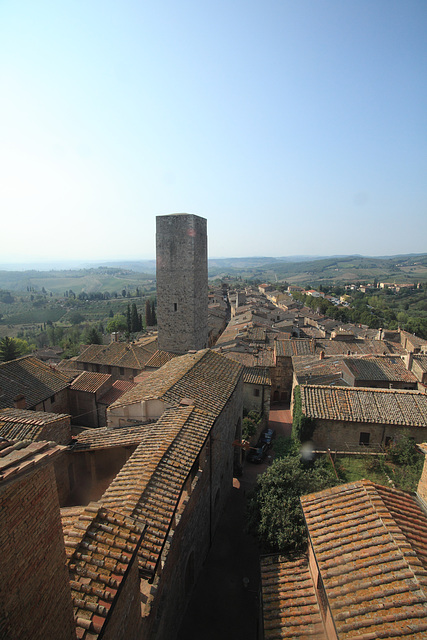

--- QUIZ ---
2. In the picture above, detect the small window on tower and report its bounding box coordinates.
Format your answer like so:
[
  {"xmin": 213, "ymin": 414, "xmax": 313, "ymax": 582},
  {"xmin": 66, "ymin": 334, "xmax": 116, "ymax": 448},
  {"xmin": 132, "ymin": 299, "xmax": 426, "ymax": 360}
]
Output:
[{"xmin": 174, "ymin": 303, "xmax": 178, "ymax": 312}]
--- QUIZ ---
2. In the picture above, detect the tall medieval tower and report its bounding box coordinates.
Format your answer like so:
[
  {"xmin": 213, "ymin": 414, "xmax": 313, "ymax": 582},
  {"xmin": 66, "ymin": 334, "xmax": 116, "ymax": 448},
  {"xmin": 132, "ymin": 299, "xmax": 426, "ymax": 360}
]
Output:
[{"xmin": 156, "ymin": 213, "xmax": 208, "ymax": 354}]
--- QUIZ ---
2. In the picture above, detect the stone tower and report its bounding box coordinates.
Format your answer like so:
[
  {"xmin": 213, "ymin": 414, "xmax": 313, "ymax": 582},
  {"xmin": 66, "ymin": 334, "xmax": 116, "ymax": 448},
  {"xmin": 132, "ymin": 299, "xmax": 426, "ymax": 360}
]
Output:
[{"xmin": 156, "ymin": 213, "xmax": 208, "ymax": 354}]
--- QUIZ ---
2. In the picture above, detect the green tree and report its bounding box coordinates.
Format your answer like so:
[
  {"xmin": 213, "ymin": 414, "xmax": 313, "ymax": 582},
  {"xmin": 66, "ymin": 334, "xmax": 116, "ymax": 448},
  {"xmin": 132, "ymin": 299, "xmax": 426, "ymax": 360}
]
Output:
[
  {"xmin": 85, "ymin": 327, "xmax": 103, "ymax": 345},
  {"xmin": 242, "ymin": 411, "xmax": 261, "ymax": 440},
  {"xmin": 151, "ymin": 300, "xmax": 157, "ymax": 325},
  {"xmin": 246, "ymin": 456, "xmax": 338, "ymax": 553},
  {"xmin": 126, "ymin": 304, "xmax": 132, "ymax": 333},
  {"xmin": 0, "ymin": 336, "xmax": 30, "ymax": 361},
  {"xmin": 68, "ymin": 311, "xmax": 85, "ymax": 325},
  {"xmin": 292, "ymin": 386, "xmax": 315, "ymax": 442},
  {"xmin": 131, "ymin": 303, "xmax": 140, "ymax": 332},
  {"xmin": 106, "ymin": 314, "xmax": 127, "ymax": 334},
  {"xmin": 145, "ymin": 299, "xmax": 152, "ymax": 326}
]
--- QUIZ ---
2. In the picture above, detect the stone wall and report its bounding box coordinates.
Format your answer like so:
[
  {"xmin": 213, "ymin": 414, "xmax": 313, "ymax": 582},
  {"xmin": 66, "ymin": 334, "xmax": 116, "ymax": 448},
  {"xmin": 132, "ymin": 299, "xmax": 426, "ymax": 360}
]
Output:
[
  {"xmin": 312, "ymin": 418, "xmax": 427, "ymax": 451},
  {"xmin": 156, "ymin": 214, "xmax": 208, "ymax": 354},
  {"xmin": 417, "ymin": 448, "xmax": 427, "ymax": 509},
  {"xmin": 270, "ymin": 355, "xmax": 293, "ymax": 403},
  {"xmin": 0, "ymin": 463, "xmax": 75, "ymax": 640},
  {"xmin": 243, "ymin": 382, "xmax": 271, "ymax": 415},
  {"xmin": 33, "ymin": 387, "xmax": 70, "ymax": 415},
  {"xmin": 69, "ymin": 389, "xmax": 99, "ymax": 427}
]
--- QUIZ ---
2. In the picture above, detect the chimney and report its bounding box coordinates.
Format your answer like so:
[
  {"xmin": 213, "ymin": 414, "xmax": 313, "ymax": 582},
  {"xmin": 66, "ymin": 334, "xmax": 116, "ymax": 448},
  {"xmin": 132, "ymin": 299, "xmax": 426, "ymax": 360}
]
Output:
[
  {"xmin": 319, "ymin": 350, "xmax": 325, "ymax": 360},
  {"xmin": 404, "ymin": 352, "xmax": 414, "ymax": 371},
  {"xmin": 111, "ymin": 332, "xmax": 119, "ymax": 343},
  {"xmin": 13, "ymin": 394, "xmax": 26, "ymax": 410}
]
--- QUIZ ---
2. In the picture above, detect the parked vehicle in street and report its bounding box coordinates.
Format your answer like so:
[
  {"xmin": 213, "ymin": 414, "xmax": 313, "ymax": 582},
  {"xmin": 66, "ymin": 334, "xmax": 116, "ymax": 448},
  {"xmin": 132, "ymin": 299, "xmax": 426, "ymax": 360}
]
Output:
[
  {"xmin": 259, "ymin": 428, "xmax": 276, "ymax": 447},
  {"xmin": 247, "ymin": 443, "xmax": 269, "ymax": 464}
]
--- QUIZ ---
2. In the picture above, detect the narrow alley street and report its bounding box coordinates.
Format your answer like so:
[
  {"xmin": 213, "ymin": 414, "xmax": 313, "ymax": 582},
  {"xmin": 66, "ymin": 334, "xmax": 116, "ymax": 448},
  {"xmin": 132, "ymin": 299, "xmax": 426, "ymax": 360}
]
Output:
[{"xmin": 177, "ymin": 405, "xmax": 292, "ymax": 640}]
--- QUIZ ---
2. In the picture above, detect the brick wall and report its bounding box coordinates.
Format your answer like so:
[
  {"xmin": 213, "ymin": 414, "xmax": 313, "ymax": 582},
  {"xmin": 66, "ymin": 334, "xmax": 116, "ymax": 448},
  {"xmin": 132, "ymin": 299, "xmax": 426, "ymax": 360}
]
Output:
[
  {"xmin": 41, "ymin": 415, "xmax": 72, "ymax": 445},
  {"xmin": 103, "ymin": 560, "xmax": 142, "ymax": 640},
  {"xmin": 0, "ymin": 463, "xmax": 75, "ymax": 640}
]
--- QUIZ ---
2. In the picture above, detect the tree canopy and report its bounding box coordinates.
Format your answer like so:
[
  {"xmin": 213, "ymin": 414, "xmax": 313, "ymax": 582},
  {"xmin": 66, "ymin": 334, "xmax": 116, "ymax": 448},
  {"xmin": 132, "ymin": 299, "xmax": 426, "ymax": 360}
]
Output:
[
  {"xmin": 246, "ymin": 454, "xmax": 338, "ymax": 553},
  {"xmin": 106, "ymin": 314, "xmax": 127, "ymax": 333},
  {"xmin": 0, "ymin": 336, "xmax": 32, "ymax": 362}
]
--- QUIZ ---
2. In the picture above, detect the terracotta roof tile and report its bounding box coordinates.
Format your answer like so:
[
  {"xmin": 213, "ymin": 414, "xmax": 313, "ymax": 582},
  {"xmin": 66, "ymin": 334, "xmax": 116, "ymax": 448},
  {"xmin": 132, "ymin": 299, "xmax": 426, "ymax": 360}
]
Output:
[
  {"xmin": 260, "ymin": 554, "xmax": 326, "ymax": 639},
  {"xmin": 0, "ymin": 407, "xmax": 70, "ymax": 441},
  {"xmin": 108, "ymin": 349, "xmax": 243, "ymax": 418},
  {"xmin": 97, "ymin": 380, "xmax": 136, "ymax": 406},
  {"xmin": 301, "ymin": 481, "xmax": 427, "ymax": 639},
  {"xmin": 243, "ymin": 367, "xmax": 271, "ymax": 386},
  {"xmin": 76, "ymin": 339, "xmax": 158, "ymax": 370},
  {"xmin": 275, "ymin": 339, "xmax": 315, "ymax": 357},
  {"xmin": 144, "ymin": 350, "xmax": 179, "ymax": 368},
  {"xmin": 61, "ymin": 502, "xmax": 145, "ymax": 640},
  {"xmin": 101, "ymin": 405, "xmax": 214, "ymax": 578},
  {"xmin": 71, "ymin": 424, "xmax": 149, "ymax": 451},
  {"xmin": 293, "ymin": 355, "xmax": 347, "ymax": 386},
  {"xmin": 301, "ymin": 385, "xmax": 427, "ymax": 427},
  {"xmin": 71, "ymin": 372, "xmax": 112, "ymax": 393},
  {"xmin": 0, "ymin": 355, "xmax": 71, "ymax": 409},
  {"xmin": 343, "ymin": 356, "xmax": 417, "ymax": 383},
  {"xmin": 314, "ymin": 339, "xmax": 405, "ymax": 357},
  {"xmin": 0, "ymin": 438, "xmax": 64, "ymax": 482}
]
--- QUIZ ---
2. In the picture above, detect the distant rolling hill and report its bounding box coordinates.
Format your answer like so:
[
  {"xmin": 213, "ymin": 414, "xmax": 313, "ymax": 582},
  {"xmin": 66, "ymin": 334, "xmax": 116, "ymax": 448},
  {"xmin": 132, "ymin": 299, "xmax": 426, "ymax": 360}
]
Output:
[{"xmin": 0, "ymin": 254, "xmax": 426, "ymax": 292}]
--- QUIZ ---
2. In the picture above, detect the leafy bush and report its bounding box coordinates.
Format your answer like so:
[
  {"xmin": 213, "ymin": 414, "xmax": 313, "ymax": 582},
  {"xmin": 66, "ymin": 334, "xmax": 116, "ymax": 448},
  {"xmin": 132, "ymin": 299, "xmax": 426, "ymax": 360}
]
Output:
[
  {"xmin": 292, "ymin": 386, "xmax": 315, "ymax": 442},
  {"xmin": 242, "ymin": 411, "xmax": 262, "ymax": 440},
  {"xmin": 387, "ymin": 433, "xmax": 421, "ymax": 466}
]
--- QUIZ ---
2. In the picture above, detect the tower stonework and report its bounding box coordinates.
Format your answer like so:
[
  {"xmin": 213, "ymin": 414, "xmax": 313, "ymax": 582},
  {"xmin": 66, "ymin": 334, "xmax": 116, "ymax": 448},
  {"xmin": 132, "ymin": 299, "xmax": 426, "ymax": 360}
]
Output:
[{"xmin": 156, "ymin": 213, "xmax": 208, "ymax": 354}]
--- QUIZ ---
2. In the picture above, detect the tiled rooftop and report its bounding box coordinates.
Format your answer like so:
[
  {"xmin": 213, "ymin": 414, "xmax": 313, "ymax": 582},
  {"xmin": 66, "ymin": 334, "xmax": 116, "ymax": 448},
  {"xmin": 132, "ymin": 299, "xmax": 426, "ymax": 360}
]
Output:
[
  {"xmin": 315, "ymin": 338, "xmax": 405, "ymax": 357},
  {"xmin": 98, "ymin": 380, "xmax": 136, "ymax": 406},
  {"xmin": 0, "ymin": 408, "xmax": 70, "ymax": 442},
  {"xmin": 144, "ymin": 349, "xmax": 179, "ymax": 369},
  {"xmin": 342, "ymin": 356, "xmax": 417, "ymax": 383},
  {"xmin": 413, "ymin": 355, "xmax": 427, "ymax": 373},
  {"xmin": 76, "ymin": 338, "xmax": 158, "ymax": 369},
  {"xmin": 243, "ymin": 367, "xmax": 271, "ymax": 386},
  {"xmin": 0, "ymin": 355, "xmax": 72, "ymax": 409},
  {"xmin": 293, "ymin": 355, "xmax": 347, "ymax": 386},
  {"xmin": 261, "ymin": 554, "xmax": 326, "ymax": 640},
  {"xmin": 108, "ymin": 349, "xmax": 243, "ymax": 417},
  {"xmin": 275, "ymin": 339, "xmax": 315, "ymax": 357},
  {"xmin": 301, "ymin": 481, "xmax": 427, "ymax": 639},
  {"xmin": 0, "ymin": 438, "xmax": 64, "ymax": 483},
  {"xmin": 400, "ymin": 330, "xmax": 427, "ymax": 349},
  {"xmin": 221, "ymin": 349, "xmax": 275, "ymax": 368},
  {"xmin": 301, "ymin": 384, "xmax": 427, "ymax": 426},
  {"xmin": 70, "ymin": 372, "xmax": 112, "ymax": 393},
  {"xmin": 101, "ymin": 405, "xmax": 215, "ymax": 578},
  {"xmin": 71, "ymin": 424, "xmax": 149, "ymax": 451},
  {"xmin": 62, "ymin": 502, "xmax": 145, "ymax": 640}
]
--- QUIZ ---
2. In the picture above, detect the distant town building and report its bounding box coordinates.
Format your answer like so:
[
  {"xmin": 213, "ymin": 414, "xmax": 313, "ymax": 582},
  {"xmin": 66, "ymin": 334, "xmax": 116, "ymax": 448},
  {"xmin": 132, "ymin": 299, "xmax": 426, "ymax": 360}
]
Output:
[{"xmin": 156, "ymin": 214, "xmax": 208, "ymax": 354}]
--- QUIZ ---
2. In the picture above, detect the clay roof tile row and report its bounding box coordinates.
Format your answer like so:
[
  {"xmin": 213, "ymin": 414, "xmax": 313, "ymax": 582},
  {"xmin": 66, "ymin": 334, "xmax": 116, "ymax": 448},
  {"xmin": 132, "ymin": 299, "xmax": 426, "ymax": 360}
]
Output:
[{"xmin": 301, "ymin": 385, "xmax": 427, "ymax": 426}]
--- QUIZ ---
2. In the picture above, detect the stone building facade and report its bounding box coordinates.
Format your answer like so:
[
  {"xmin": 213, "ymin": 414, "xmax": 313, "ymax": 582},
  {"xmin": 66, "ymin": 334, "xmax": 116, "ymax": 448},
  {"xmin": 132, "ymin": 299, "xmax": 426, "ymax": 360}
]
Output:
[
  {"xmin": 301, "ymin": 384, "xmax": 427, "ymax": 451},
  {"xmin": 156, "ymin": 213, "xmax": 208, "ymax": 354}
]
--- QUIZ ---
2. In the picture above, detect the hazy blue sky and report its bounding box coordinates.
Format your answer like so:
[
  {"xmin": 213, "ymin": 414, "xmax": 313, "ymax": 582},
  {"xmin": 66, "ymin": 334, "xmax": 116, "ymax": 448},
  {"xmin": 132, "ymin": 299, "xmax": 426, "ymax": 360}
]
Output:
[{"xmin": 1, "ymin": 0, "xmax": 426, "ymax": 263}]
